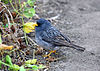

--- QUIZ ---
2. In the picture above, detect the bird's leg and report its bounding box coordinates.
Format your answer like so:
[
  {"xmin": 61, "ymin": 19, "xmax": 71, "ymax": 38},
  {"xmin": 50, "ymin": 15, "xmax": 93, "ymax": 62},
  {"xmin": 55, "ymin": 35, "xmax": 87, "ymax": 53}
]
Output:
[
  {"xmin": 48, "ymin": 50, "xmax": 56, "ymax": 56},
  {"xmin": 43, "ymin": 50, "xmax": 57, "ymax": 57}
]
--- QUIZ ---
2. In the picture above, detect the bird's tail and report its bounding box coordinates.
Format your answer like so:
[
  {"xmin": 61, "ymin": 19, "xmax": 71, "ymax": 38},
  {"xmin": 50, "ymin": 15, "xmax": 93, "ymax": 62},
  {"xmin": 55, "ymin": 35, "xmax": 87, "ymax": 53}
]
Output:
[{"xmin": 68, "ymin": 43, "xmax": 85, "ymax": 52}]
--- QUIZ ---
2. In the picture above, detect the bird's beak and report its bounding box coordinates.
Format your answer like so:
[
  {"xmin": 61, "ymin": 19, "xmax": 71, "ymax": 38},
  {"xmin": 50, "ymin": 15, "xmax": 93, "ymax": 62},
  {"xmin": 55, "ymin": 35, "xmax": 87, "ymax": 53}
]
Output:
[{"xmin": 33, "ymin": 23, "xmax": 38, "ymax": 27}]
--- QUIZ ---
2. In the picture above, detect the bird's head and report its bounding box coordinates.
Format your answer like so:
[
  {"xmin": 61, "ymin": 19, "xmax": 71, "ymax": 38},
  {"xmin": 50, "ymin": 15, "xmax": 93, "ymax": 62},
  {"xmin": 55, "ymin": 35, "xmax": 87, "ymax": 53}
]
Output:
[
  {"xmin": 36, "ymin": 18, "xmax": 51, "ymax": 27},
  {"xmin": 33, "ymin": 18, "xmax": 51, "ymax": 29}
]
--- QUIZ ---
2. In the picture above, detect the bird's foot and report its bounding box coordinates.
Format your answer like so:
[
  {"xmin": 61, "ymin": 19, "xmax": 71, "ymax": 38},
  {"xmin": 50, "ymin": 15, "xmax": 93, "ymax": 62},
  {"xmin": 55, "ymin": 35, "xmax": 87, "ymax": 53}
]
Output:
[
  {"xmin": 49, "ymin": 50, "xmax": 58, "ymax": 55},
  {"xmin": 42, "ymin": 55, "xmax": 51, "ymax": 58},
  {"xmin": 43, "ymin": 50, "xmax": 57, "ymax": 57}
]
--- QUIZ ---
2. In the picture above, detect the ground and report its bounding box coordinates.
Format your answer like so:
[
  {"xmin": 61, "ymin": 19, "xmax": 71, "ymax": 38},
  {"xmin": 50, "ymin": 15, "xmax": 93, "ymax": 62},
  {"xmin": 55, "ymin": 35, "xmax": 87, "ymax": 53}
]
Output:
[
  {"xmin": 35, "ymin": 0, "xmax": 100, "ymax": 71},
  {"xmin": 0, "ymin": 0, "xmax": 100, "ymax": 71}
]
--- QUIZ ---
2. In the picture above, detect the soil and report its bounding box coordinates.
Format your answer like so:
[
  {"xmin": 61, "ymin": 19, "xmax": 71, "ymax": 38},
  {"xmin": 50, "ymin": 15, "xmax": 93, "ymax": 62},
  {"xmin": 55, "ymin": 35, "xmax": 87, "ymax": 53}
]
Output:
[{"xmin": 35, "ymin": 0, "xmax": 100, "ymax": 71}]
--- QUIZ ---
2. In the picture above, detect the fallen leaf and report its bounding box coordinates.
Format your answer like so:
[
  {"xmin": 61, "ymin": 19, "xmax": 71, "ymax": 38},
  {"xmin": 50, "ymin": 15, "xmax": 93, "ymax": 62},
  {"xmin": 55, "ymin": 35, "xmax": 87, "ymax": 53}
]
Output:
[
  {"xmin": 11, "ymin": 12, "xmax": 17, "ymax": 18},
  {"xmin": 0, "ymin": 44, "xmax": 13, "ymax": 50}
]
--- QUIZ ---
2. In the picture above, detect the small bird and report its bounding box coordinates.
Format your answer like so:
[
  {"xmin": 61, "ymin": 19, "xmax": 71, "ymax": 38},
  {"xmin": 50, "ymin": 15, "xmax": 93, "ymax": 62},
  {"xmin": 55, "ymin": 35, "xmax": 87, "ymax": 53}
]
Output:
[{"xmin": 34, "ymin": 18, "xmax": 85, "ymax": 56}]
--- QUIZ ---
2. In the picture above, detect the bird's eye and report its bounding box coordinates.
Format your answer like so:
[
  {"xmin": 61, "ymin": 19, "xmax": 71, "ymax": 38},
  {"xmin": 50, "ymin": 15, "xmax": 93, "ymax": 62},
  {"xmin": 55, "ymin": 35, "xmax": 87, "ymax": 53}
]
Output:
[
  {"xmin": 37, "ymin": 22, "xmax": 40, "ymax": 25},
  {"xmin": 37, "ymin": 22, "xmax": 41, "ymax": 26},
  {"xmin": 48, "ymin": 19, "xmax": 51, "ymax": 23}
]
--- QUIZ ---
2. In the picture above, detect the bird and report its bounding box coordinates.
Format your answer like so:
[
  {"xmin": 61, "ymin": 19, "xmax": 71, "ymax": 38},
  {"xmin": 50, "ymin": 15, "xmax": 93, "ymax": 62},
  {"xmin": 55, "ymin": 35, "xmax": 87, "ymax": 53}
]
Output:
[{"xmin": 34, "ymin": 18, "xmax": 85, "ymax": 57}]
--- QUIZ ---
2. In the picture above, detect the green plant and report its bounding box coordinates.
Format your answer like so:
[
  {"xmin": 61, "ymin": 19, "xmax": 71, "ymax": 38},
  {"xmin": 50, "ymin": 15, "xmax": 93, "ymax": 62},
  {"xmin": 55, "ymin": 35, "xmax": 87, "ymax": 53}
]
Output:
[
  {"xmin": 9, "ymin": 0, "xmax": 36, "ymax": 18},
  {"xmin": 0, "ymin": 1, "xmax": 44, "ymax": 70},
  {"xmin": 8, "ymin": 0, "xmax": 36, "ymax": 45},
  {"xmin": 1, "ymin": 0, "xmax": 9, "ymax": 4},
  {"xmin": 0, "ymin": 55, "xmax": 46, "ymax": 71}
]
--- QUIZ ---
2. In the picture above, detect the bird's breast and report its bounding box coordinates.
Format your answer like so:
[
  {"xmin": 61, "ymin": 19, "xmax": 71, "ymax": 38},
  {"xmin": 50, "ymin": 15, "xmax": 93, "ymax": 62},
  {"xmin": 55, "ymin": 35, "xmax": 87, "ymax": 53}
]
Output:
[{"xmin": 35, "ymin": 35, "xmax": 55, "ymax": 50}]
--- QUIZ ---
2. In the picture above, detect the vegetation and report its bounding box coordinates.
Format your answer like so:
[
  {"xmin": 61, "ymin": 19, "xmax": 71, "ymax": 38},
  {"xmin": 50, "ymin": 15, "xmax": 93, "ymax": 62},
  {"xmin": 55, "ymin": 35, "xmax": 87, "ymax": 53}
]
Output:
[{"xmin": 0, "ymin": 0, "xmax": 47, "ymax": 71}]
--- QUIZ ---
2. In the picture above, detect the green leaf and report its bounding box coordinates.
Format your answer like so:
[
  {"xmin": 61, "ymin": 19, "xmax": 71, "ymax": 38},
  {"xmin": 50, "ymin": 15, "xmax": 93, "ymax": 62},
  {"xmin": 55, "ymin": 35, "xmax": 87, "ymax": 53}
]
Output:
[
  {"xmin": 9, "ymin": 0, "xmax": 12, "ymax": 2},
  {"xmin": 1, "ymin": 0, "xmax": 9, "ymax": 4},
  {"xmin": 5, "ymin": 55, "xmax": 13, "ymax": 66},
  {"xmin": 27, "ymin": 0, "xmax": 36, "ymax": 6},
  {"xmin": 0, "ymin": 34, "xmax": 2, "ymax": 44},
  {"xmin": 26, "ymin": 64, "xmax": 38, "ymax": 70},
  {"xmin": 0, "ymin": 60, "xmax": 11, "ymax": 67},
  {"xmin": 9, "ymin": 64, "xmax": 20, "ymax": 71},
  {"xmin": 38, "ymin": 64, "xmax": 46, "ymax": 69},
  {"xmin": 20, "ymin": 66, "xmax": 26, "ymax": 71},
  {"xmin": 32, "ymin": 65, "xmax": 38, "ymax": 70},
  {"xmin": 23, "ymin": 8, "xmax": 35, "ymax": 18},
  {"xmin": 0, "ymin": 60, "xmax": 2, "ymax": 69},
  {"xmin": 22, "ymin": 2, "xmax": 27, "ymax": 7},
  {"xmin": 25, "ymin": 59, "xmax": 37, "ymax": 64},
  {"xmin": 13, "ymin": 64, "xmax": 20, "ymax": 70},
  {"xmin": 6, "ymin": 24, "xmax": 8, "ymax": 28},
  {"xmin": 2, "ymin": 24, "xmax": 8, "ymax": 28}
]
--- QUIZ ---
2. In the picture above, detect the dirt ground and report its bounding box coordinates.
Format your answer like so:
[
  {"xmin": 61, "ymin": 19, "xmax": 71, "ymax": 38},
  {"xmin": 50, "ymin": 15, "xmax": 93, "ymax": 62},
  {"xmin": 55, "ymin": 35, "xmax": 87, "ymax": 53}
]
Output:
[{"xmin": 35, "ymin": 0, "xmax": 100, "ymax": 71}]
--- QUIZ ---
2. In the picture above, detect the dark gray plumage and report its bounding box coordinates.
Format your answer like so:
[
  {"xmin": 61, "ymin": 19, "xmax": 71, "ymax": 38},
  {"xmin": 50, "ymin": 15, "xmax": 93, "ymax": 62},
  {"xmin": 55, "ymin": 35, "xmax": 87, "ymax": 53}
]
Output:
[{"xmin": 35, "ymin": 18, "xmax": 85, "ymax": 51}]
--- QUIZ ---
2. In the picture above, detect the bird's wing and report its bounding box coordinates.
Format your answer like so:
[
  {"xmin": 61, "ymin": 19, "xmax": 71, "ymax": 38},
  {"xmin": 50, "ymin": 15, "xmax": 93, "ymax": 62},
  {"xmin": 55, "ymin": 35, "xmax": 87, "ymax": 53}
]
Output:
[
  {"xmin": 41, "ymin": 27, "xmax": 71, "ymax": 46},
  {"xmin": 40, "ymin": 27, "xmax": 85, "ymax": 51}
]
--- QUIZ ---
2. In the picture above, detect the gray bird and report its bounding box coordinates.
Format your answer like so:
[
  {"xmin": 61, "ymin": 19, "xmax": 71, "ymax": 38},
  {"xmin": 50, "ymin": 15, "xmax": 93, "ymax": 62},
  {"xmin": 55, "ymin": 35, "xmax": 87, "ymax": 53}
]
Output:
[{"xmin": 34, "ymin": 18, "xmax": 85, "ymax": 52}]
